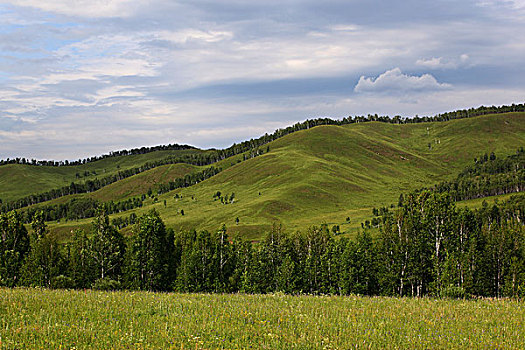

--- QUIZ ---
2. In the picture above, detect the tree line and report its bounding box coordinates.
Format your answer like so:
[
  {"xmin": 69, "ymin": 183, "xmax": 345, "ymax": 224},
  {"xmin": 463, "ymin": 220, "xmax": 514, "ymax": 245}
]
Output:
[
  {"xmin": 428, "ymin": 148, "xmax": 525, "ymax": 201},
  {"xmin": 0, "ymin": 144, "xmax": 196, "ymax": 167},
  {"xmin": 1, "ymin": 191, "xmax": 523, "ymax": 298},
  {"xmin": 6, "ymin": 166, "xmax": 221, "ymax": 223},
  {"xmin": 2, "ymin": 103, "xmax": 523, "ymax": 168},
  {"xmin": 20, "ymin": 197, "xmax": 144, "ymax": 224}
]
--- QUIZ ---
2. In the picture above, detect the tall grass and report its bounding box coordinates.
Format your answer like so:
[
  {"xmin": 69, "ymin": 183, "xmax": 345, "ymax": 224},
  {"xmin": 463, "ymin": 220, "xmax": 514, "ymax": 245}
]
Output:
[{"xmin": 1, "ymin": 288, "xmax": 524, "ymax": 349}]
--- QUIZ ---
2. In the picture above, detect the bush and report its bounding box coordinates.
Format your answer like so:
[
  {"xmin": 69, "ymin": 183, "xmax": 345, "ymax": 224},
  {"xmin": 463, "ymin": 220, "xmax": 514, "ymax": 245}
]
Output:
[
  {"xmin": 51, "ymin": 275, "xmax": 75, "ymax": 289},
  {"xmin": 440, "ymin": 285, "xmax": 467, "ymax": 299},
  {"xmin": 92, "ymin": 277, "xmax": 121, "ymax": 291}
]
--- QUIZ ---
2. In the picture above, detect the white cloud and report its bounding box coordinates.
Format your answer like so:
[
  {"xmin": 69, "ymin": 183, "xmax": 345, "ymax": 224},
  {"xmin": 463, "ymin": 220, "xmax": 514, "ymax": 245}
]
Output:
[
  {"xmin": 329, "ymin": 24, "xmax": 361, "ymax": 32},
  {"xmin": 477, "ymin": 0, "xmax": 525, "ymax": 9},
  {"xmin": 354, "ymin": 68, "xmax": 451, "ymax": 94},
  {"xmin": 1, "ymin": 1, "xmax": 525, "ymax": 159},
  {"xmin": 155, "ymin": 29, "xmax": 234, "ymax": 44},
  {"xmin": 416, "ymin": 54, "xmax": 469, "ymax": 69},
  {"xmin": 6, "ymin": 0, "xmax": 143, "ymax": 18}
]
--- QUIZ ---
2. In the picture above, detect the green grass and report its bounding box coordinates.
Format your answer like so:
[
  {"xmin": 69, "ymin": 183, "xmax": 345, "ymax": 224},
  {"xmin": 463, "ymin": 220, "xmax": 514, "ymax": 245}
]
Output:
[
  {"xmin": 456, "ymin": 193, "xmax": 521, "ymax": 210},
  {"xmin": 1, "ymin": 288, "xmax": 524, "ymax": 349},
  {"xmin": 0, "ymin": 148, "xmax": 206, "ymax": 203},
  {"xmin": 17, "ymin": 163, "xmax": 200, "ymax": 216}
]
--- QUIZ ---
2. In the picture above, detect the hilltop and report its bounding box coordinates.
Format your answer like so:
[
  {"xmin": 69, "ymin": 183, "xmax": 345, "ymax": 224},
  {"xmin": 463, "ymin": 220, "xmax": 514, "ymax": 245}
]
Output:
[{"xmin": 147, "ymin": 112, "xmax": 525, "ymax": 237}]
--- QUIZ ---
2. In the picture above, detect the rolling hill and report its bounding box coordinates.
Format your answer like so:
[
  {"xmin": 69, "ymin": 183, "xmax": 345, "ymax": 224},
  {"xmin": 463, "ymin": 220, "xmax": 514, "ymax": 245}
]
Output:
[
  {"xmin": 10, "ymin": 112, "xmax": 521, "ymax": 240},
  {"xmin": 0, "ymin": 148, "xmax": 206, "ymax": 203}
]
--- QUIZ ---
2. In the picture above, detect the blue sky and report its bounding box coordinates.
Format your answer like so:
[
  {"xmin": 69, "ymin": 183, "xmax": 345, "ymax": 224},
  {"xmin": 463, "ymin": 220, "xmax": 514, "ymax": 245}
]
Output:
[{"xmin": 1, "ymin": 0, "xmax": 524, "ymax": 160}]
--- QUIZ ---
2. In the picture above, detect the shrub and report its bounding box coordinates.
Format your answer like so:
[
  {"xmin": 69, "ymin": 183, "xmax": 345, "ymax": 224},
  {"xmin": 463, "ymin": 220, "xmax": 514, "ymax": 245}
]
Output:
[
  {"xmin": 440, "ymin": 285, "xmax": 467, "ymax": 299},
  {"xmin": 92, "ymin": 277, "xmax": 121, "ymax": 291}
]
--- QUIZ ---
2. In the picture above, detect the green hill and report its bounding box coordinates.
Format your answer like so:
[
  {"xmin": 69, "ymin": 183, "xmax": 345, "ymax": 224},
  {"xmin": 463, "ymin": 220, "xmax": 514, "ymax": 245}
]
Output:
[
  {"xmin": 31, "ymin": 112, "xmax": 524, "ymax": 240},
  {"xmin": 0, "ymin": 148, "xmax": 205, "ymax": 203}
]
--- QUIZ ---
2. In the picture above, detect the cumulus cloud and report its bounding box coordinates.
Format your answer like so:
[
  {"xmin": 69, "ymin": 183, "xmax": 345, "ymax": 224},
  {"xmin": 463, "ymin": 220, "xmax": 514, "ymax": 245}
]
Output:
[{"xmin": 354, "ymin": 68, "xmax": 450, "ymax": 94}]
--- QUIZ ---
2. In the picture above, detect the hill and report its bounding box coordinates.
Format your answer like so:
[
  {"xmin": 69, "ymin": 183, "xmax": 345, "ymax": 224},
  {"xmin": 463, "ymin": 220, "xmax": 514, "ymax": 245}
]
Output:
[
  {"xmin": 32, "ymin": 112, "xmax": 525, "ymax": 239},
  {"xmin": 0, "ymin": 148, "xmax": 206, "ymax": 204}
]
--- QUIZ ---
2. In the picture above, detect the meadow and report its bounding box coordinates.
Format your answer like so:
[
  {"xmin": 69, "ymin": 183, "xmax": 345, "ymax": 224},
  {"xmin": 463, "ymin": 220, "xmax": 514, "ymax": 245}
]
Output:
[{"xmin": 1, "ymin": 288, "xmax": 524, "ymax": 349}]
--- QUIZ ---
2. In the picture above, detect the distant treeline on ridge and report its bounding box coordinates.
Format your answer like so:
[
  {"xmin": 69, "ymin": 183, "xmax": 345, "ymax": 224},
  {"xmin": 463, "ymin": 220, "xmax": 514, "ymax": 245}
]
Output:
[
  {"xmin": 1, "ymin": 103, "xmax": 524, "ymax": 211},
  {"xmin": 1, "ymin": 102, "xmax": 523, "ymax": 167},
  {"xmin": 0, "ymin": 143, "xmax": 197, "ymax": 167}
]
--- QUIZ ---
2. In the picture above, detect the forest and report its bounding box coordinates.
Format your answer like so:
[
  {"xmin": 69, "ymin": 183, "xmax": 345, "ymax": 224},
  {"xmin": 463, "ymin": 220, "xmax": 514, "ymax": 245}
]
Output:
[
  {"xmin": 1, "ymin": 113, "xmax": 524, "ymax": 299},
  {"xmin": 1, "ymin": 187, "xmax": 523, "ymax": 298}
]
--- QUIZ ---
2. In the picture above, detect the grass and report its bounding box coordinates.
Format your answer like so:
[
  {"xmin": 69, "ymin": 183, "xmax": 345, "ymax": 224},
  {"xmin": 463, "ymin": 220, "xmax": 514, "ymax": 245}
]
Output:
[
  {"xmin": 110, "ymin": 112, "xmax": 525, "ymax": 239},
  {"xmin": 6, "ymin": 112, "xmax": 525, "ymax": 240},
  {"xmin": 0, "ymin": 148, "xmax": 206, "ymax": 203},
  {"xmin": 1, "ymin": 288, "xmax": 524, "ymax": 349},
  {"xmin": 456, "ymin": 193, "xmax": 521, "ymax": 209}
]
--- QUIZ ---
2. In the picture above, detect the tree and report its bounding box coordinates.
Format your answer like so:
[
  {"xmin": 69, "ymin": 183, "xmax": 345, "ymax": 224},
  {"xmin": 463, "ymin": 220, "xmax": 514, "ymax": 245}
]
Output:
[
  {"xmin": 0, "ymin": 211, "xmax": 30, "ymax": 286},
  {"xmin": 68, "ymin": 229, "xmax": 97, "ymax": 288},
  {"xmin": 90, "ymin": 209, "xmax": 126, "ymax": 284},
  {"xmin": 398, "ymin": 194, "xmax": 404, "ymax": 207},
  {"xmin": 29, "ymin": 210, "xmax": 46, "ymax": 241},
  {"xmin": 22, "ymin": 211, "xmax": 65, "ymax": 287},
  {"xmin": 126, "ymin": 210, "xmax": 174, "ymax": 291},
  {"xmin": 211, "ymin": 224, "xmax": 234, "ymax": 292}
]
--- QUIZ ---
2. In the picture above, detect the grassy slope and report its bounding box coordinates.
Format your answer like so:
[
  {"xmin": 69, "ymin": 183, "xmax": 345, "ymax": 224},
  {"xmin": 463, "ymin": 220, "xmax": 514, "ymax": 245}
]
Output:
[
  {"xmin": 140, "ymin": 112, "xmax": 525, "ymax": 238},
  {"xmin": 46, "ymin": 112, "xmax": 525, "ymax": 240},
  {"xmin": 0, "ymin": 148, "xmax": 205, "ymax": 203},
  {"xmin": 456, "ymin": 192, "xmax": 522, "ymax": 209},
  {"xmin": 2, "ymin": 288, "xmax": 524, "ymax": 349},
  {"xmin": 32, "ymin": 163, "xmax": 200, "ymax": 206}
]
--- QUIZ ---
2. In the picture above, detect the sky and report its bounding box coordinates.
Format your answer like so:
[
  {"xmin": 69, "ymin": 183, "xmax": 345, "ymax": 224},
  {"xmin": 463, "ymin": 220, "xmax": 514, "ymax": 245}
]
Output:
[{"xmin": 1, "ymin": 0, "xmax": 524, "ymax": 160}]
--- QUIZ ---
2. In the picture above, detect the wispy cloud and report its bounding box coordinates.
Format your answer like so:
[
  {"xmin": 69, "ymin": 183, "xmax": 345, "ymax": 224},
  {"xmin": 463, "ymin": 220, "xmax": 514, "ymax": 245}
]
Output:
[
  {"xmin": 0, "ymin": 0, "xmax": 524, "ymax": 159},
  {"xmin": 416, "ymin": 54, "xmax": 469, "ymax": 70},
  {"xmin": 6, "ymin": 0, "xmax": 142, "ymax": 18}
]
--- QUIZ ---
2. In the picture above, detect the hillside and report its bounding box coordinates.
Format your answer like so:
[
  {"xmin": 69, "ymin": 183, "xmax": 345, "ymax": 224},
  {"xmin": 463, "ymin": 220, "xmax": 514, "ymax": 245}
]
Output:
[
  {"xmin": 34, "ymin": 112, "xmax": 524, "ymax": 240},
  {"xmin": 0, "ymin": 148, "xmax": 205, "ymax": 203}
]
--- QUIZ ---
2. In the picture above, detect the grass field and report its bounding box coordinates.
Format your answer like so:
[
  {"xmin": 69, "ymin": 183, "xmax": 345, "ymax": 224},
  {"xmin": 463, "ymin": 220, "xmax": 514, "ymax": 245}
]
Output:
[{"xmin": 1, "ymin": 288, "xmax": 524, "ymax": 349}]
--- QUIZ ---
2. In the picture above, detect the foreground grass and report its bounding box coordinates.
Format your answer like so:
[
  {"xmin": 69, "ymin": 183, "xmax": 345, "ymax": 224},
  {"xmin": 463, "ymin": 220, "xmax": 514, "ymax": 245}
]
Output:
[{"xmin": 1, "ymin": 288, "xmax": 524, "ymax": 349}]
